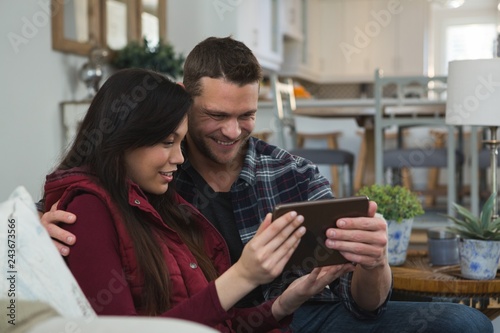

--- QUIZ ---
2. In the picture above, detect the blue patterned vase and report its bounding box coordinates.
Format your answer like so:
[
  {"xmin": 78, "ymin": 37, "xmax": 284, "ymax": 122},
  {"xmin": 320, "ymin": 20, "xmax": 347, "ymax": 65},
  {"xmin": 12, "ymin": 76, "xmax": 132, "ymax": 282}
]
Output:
[
  {"xmin": 387, "ymin": 218, "xmax": 413, "ymax": 266},
  {"xmin": 458, "ymin": 238, "xmax": 500, "ymax": 280}
]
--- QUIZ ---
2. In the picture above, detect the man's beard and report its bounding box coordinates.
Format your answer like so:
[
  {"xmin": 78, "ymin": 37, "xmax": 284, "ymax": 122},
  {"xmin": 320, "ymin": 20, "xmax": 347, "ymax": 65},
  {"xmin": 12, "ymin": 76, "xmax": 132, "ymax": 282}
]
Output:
[{"xmin": 191, "ymin": 132, "xmax": 249, "ymax": 166}]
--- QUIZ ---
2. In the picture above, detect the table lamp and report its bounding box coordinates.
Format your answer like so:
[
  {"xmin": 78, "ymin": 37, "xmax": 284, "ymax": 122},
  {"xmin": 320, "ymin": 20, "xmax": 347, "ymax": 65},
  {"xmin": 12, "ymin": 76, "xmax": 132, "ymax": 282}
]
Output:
[{"xmin": 446, "ymin": 58, "xmax": 500, "ymax": 218}]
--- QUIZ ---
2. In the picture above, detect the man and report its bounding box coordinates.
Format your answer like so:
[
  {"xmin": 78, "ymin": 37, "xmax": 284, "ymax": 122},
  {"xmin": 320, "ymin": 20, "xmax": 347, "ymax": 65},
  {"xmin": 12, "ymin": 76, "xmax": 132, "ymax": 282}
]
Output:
[{"xmin": 42, "ymin": 36, "xmax": 492, "ymax": 332}]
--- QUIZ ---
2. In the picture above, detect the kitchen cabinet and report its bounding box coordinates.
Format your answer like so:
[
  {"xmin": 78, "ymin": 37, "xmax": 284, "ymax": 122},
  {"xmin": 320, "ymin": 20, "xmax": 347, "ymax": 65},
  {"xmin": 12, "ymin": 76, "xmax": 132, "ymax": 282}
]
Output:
[
  {"xmin": 327, "ymin": 0, "xmax": 429, "ymax": 81},
  {"xmin": 282, "ymin": 0, "xmax": 430, "ymax": 82},
  {"xmin": 394, "ymin": 0, "xmax": 429, "ymax": 76},
  {"xmin": 167, "ymin": 0, "xmax": 282, "ymax": 71},
  {"xmin": 280, "ymin": 0, "xmax": 322, "ymax": 81},
  {"xmin": 281, "ymin": 0, "xmax": 304, "ymax": 41}
]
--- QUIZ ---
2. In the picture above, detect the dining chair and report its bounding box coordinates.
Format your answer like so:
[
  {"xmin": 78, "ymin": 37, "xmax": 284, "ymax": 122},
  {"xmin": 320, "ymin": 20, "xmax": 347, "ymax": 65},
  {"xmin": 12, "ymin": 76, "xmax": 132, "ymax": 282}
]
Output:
[
  {"xmin": 289, "ymin": 148, "xmax": 355, "ymax": 197},
  {"xmin": 373, "ymin": 69, "xmax": 464, "ymax": 209},
  {"xmin": 383, "ymin": 147, "xmax": 465, "ymax": 205},
  {"xmin": 270, "ymin": 74, "xmax": 353, "ymax": 196}
]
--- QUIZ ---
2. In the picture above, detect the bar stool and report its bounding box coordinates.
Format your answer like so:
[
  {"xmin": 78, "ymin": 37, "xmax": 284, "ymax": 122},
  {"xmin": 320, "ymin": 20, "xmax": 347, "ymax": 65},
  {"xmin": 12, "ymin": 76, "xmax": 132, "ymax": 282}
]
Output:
[
  {"xmin": 383, "ymin": 147, "xmax": 464, "ymax": 206},
  {"xmin": 271, "ymin": 74, "xmax": 351, "ymax": 196},
  {"xmin": 355, "ymin": 129, "xmax": 412, "ymax": 192},
  {"xmin": 289, "ymin": 148, "xmax": 355, "ymax": 197},
  {"xmin": 426, "ymin": 129, "xmax": 478, "ymax": 206},
  {"xmin": 296, "ymin": 131, "xmax": 344, "ymax": 195}
]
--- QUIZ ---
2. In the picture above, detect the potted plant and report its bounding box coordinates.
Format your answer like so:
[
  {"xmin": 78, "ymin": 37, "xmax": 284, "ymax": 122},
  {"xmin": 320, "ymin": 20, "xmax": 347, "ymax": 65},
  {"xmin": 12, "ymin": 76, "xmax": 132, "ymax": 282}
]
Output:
[
  {"xmin": 111, "ymin": 38, "xmax": 185, "ymax": 80},
  {"xmin": 445, "ymin": 194, "xmax": 500, "ymax": 280},
  {"xmin": 356, "ymin": 184, "xmax": 424, "ymax": 266}
]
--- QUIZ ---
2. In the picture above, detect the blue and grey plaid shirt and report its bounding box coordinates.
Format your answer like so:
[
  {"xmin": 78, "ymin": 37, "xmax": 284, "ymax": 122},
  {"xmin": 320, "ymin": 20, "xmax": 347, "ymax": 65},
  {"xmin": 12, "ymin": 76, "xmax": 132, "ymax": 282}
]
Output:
[{"xmin": 175, "ymin": 137, "xmax": 388, "ymax": 319}]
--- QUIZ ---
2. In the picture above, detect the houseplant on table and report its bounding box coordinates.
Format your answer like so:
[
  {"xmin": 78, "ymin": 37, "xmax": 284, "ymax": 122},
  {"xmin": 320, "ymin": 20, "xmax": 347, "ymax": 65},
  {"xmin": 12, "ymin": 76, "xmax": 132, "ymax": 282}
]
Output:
[
  {"xmin": 445, "ymin": 194, "xmax": 500, "ymax": 280},
  {"xmin": 356, "ymin": 184, "xmax": 424, "ymax": 266}
]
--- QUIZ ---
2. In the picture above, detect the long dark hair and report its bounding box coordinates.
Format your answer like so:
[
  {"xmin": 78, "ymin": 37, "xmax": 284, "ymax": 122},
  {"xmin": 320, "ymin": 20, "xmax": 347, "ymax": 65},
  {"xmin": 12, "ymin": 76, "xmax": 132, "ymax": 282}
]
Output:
[{"xmin": 59, "ymin": 68, "xmax": 218, "ymax": 315}]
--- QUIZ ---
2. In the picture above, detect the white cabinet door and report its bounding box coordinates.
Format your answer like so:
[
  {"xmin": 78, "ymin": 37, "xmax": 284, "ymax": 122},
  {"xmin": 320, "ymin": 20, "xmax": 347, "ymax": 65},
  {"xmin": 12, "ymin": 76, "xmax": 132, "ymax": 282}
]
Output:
[
  {"xmin": 331, "ymin": 0, "xmax": 430, "ymax": 81},
  {"xmin": 319, "ymin": 0, "xmax": 344, "ymax": 79},
  {"xmin": 245, "ymin": 0, "xmax": 282, "ymax": 71},
  {"xmin": 281, "ymin": 0, "xmax": 321, "ymax": 80},
  {"xmin": 305, "ymin": 0, "xmax": 322, "ymax": 75},
  {"xmin": 395, "ymin": 0, "xmax": 429, "ymax": 75},
  {"xmin": 282, "ymin": 0, "xmax": 304, "ymax": 41},
  {"xmin": 167, "ymin": 0, "xmax": 282, "ymax": 71},
  {"xmin": 368, "ymin": 0, "xmax": 399, "ymax": 76},
  {"xmin": 340, "ymin": 0, "xmax": 373, "ymax": 79},
  {"xmin": 317, "ymin": 0, "xmax": 428, "ymax": 82}
]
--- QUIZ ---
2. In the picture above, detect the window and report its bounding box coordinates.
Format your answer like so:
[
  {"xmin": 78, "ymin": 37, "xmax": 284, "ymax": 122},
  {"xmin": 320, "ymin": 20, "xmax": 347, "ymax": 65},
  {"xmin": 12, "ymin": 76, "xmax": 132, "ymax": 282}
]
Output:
[{"xmin": 443, "ymin": 23, "xmax": 496, "ymax": 73}]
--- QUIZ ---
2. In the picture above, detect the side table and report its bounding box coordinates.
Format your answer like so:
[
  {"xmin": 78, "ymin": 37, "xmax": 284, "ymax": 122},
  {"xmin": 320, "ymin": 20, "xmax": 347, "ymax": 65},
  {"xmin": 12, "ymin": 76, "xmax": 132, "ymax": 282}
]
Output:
[{"xmin": 391, "ymin": 250, "xmax": 500, "ymax": 320}]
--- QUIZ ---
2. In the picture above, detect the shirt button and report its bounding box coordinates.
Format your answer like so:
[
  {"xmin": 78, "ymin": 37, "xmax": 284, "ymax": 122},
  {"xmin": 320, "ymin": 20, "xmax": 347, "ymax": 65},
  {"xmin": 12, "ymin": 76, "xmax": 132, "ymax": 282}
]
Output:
[
  {"xmin": 134, "ymin": 199, "xmax": 140, "ymax": 205},
  {"xmin": 189, "ymin": 262, "xmax": 198, "ymax": 269}
]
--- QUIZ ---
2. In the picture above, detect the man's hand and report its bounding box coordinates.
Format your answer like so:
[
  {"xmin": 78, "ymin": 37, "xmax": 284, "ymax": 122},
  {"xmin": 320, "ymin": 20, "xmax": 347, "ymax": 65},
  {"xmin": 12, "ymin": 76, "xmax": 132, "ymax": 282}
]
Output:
[
  {"xmin": 325, "ymin": 201, "xmax": 387, "ymax": 269},
  {"xmin": 324, "ymin": 200, "xmax": 391, "ymax": 311},
  {"xmin": 40, "ymin": 202, "xmax": 77, "ymax": 256}
]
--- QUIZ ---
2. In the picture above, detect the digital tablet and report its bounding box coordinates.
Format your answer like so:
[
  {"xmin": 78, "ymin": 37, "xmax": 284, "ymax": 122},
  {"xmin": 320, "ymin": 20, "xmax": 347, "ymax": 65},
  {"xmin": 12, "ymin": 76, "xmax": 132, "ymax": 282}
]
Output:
[{"xmin": 272, "ymin": 196, "xmax": 370, "ymax": 271}]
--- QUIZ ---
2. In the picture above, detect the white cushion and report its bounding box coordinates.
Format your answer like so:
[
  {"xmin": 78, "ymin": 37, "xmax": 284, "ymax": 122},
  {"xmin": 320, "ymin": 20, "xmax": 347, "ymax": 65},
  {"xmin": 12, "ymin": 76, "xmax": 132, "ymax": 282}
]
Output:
[{"xmin": 0, "ymin": 186, "xmax": 96, "ymax": 318}]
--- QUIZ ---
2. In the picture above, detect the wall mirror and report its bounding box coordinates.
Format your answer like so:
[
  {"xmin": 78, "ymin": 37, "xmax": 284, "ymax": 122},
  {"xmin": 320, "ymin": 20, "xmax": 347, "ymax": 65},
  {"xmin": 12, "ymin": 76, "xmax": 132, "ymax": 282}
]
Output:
[{"xmin": 51, "ymin": 0, "xmax": 166, "ymax": 56}]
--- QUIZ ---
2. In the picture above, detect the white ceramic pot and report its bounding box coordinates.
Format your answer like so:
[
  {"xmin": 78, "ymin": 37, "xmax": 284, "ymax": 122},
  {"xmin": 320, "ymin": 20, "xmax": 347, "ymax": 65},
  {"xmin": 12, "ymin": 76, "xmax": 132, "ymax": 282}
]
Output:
[
  {"xmin": 458, "ymin": 238, "xmax": 500, "ymax": 280},
  {"xmin": 386, "ymin": 217, "xmax": 413, "ymax": 266}
]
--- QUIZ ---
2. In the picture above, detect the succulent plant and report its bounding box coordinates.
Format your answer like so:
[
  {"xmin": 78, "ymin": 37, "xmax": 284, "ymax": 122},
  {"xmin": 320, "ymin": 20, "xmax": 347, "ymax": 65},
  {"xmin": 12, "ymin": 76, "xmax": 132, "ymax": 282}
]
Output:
[
  {"xmin": 445, "ymin": 194, "xmax": 500, "ymax": 241},
  {"xmin": 356, "ymin": 184, "xmax": 424, "ymax": 222}
]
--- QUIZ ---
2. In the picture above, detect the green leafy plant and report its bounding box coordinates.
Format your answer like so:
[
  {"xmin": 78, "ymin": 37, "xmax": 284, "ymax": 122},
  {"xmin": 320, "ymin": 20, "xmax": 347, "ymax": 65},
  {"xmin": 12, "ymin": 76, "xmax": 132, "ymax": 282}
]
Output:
[
  {"xmin": 111, "ymin": 38, "xmax": 185, "ymax": 79},
  {"xmin": 356, "ymin": 184, "xmax": 424, "ymax": 222},
  {"xmin": 445, "ymin": 194, "xmax": 500, "ymax": 241}
]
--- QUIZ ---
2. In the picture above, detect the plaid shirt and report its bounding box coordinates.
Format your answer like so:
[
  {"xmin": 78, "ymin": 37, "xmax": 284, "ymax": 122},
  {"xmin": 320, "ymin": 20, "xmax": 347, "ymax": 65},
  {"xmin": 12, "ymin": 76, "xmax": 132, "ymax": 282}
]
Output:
[{"xmin": 175, "ymin": 137, "xmax": 388, "ymax": 319}]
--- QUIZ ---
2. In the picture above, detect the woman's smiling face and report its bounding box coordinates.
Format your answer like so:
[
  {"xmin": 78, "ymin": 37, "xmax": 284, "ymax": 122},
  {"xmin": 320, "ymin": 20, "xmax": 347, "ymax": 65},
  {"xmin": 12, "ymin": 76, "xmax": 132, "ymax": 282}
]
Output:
[{"xmin": 124, "ymin": 117, "xmax": 188, "ymax": 194}]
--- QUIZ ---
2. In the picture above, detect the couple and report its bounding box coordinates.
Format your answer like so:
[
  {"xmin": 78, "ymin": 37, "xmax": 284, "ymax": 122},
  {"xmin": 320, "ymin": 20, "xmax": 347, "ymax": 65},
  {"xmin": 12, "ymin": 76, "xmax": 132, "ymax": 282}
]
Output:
[{"xmin": 41, "ymin": 37, "xmax": 491, "ymax": 332}]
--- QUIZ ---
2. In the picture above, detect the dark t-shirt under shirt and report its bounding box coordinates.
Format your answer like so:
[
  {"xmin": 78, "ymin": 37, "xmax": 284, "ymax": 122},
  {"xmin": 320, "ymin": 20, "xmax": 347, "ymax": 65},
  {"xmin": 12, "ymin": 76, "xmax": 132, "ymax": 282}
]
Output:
[{"xmin": 190, "ymin": 172, "xmax": 264, "ymax": 308}]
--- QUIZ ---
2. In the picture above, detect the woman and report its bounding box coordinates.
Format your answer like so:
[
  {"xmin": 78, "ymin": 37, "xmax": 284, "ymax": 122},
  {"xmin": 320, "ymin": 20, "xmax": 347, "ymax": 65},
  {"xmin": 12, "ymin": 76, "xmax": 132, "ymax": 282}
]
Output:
[{"xmin": 43, "ymin": 69, "xmax": 345, "ymax": 332}]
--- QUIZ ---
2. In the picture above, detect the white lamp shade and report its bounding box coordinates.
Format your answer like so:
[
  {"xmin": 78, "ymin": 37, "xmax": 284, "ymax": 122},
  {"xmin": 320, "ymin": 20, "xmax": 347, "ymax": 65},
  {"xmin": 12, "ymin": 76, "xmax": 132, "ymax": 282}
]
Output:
[{"xmin": 446, "ymin": 58, "xmax": 500, "ymax": 126}]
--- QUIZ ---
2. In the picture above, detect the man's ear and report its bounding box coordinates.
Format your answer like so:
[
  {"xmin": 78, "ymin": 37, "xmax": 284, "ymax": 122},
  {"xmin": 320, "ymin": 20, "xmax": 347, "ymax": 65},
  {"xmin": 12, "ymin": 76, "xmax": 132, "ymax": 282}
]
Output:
[{"xmin": 177, "ymin": 82, "xmax": 185, "ymax": 89}]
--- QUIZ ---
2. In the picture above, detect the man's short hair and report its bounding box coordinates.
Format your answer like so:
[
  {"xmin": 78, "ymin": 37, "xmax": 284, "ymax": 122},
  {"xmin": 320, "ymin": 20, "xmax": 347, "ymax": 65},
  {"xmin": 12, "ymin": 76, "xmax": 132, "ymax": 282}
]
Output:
[{"xmin": 183, "ymin": 36, "xmax": 263, "ymax": 97}]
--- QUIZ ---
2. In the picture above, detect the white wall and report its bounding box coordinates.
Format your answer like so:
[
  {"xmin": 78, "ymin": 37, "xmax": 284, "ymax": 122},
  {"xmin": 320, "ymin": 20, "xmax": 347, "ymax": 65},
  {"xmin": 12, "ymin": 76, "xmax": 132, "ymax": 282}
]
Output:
[{"xmin": 0, "ymin": 0, "xmax": 88, "ymax": 201}]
